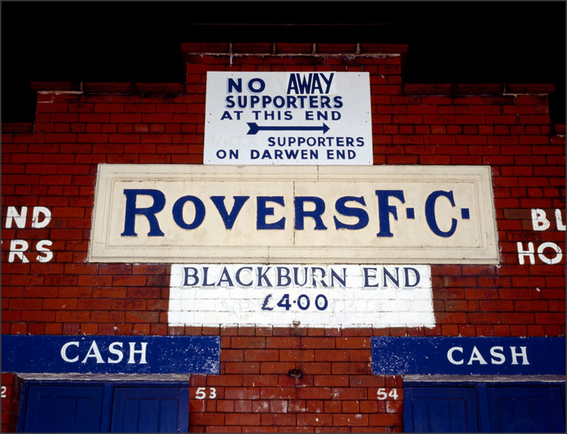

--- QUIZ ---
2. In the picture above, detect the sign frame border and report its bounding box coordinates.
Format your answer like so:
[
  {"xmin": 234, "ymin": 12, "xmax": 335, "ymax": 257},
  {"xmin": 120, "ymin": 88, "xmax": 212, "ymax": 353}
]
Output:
[{"xmin": 88, "ymin": 164, "xmax": 499, "ymax": 265}]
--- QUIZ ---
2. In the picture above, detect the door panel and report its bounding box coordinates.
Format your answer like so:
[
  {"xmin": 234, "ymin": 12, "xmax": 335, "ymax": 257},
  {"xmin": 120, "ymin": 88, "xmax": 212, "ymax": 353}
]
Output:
[
  {"xmin": 487, "ymin": 385, "xmax": 566, "ymax": 432},
  {"xmin": 22, "ymin": 385, "xmax": 104, "ymax": 432},
  {"xmin": 404, "ymin": 383, "xmax": 566, "ymax": 433},
  {"xmin": 404, "ymin": 385, "xmax": 479, "ymax": 432},
  {"xmin": 111, "ymin": 386, "xmax": 189, "ymax": 433},
  {"xmin": 19, "ymin": 382, "xmax": 189, "ymax": 433}
]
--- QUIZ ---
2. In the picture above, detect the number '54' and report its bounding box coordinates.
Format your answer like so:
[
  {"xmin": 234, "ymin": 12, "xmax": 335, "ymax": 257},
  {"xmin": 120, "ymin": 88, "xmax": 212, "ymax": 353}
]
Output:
[{"xmin": 377, "ymin": 388, "xmax": 399, "ymax": 400}]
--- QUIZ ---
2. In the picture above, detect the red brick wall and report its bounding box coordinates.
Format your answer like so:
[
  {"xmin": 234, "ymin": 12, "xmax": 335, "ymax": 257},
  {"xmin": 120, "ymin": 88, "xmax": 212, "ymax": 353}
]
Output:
[{"xmin": 2, "ymin": 42, "xmax": 565, "ymax": 432}]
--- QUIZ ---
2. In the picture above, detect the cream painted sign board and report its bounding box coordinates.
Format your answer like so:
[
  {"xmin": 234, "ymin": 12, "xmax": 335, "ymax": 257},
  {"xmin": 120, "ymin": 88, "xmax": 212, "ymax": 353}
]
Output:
[
  {"xmin": 204, "ymin": 72, "xmax": 373, "ymax": 165},
  {"xmin": 88, "ymin": 164, "xmax": 499, "ymax": 264},
  {"xmin": 169, "ymin": 264, "xmax": 434, "ymax": 328}
]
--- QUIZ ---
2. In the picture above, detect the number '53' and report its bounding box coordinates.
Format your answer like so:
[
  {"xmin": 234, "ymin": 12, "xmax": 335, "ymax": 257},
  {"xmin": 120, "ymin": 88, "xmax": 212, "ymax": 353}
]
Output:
[{"xmin": 194, "ymin": 387, "xmax": 217, "ymax": 399}]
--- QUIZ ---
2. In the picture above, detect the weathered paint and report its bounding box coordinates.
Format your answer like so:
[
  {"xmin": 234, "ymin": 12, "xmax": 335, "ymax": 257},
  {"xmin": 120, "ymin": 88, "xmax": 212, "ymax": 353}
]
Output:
[
  {"xmin": 1, "ymin": 335, "xmax": 221, "ymax": 375},
  {"xmin": 372, "ymin": 337, "xmax": 566, "ymax": 376},
  {"xmin": 169, "ymin": 264, "xmax": 433, "ymax": 328}
]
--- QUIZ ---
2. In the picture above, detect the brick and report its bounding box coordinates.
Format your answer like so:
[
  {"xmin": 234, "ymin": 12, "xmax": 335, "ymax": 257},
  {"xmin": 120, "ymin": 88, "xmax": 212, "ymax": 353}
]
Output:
[
  {"xmin": 259, "ymin": 387, "xmax": 296, "ymax": 400},
  {"xmin": 36, "ymin": 103, "xmax": 68, "ymax": 113},
  {"xmin": 124, "ymin": 311, "xmax": 158, "ymax": 323},
  {"xmin": 369, "ymin": 413, "xmax": 403, "ymax": 426},
  {"xmin": 501, "ymin": 313, "xmax": 535, "ymax": 324},
  {"xmin": 297, "ymin": 413, "xmax": 333, "ymax": 426},
  {"xmin": 455, "ymin": 115, "xmax": 485, "ymax": 124},
  {"xmin": 535, "ymin": 313, "xmax": 565, "ymax": 324},
  {"xmin": 93, "ymin": 103, "xmax": 124, "ymax": 113},
  {"xmin": 515, "ymin": 300, "xmax": 549, "ymax": 312},
  {"xmin": 486, "ymin": 115, "xmax": 517, "ymax": 125},
  {"xmin": 21, "ymin": 311, "xmax": 55, "ymax": 322},
  {"xmin": 265, "ymin": 337, "xmax": 300, "ymax": 348},
  {"xmin": 314, "ymin": 375, "xmax": 349, "ymax": 387},
  {"xmin": 392, "ymin": 114, "xmax": 422, "ymax": 124},
  {"xmin": 314, "ymin": 349, "xmax": 349, "ymax": 362},
  {"xmin": 300, "ymin": 337, "xmax": 335, "ymax": 348},
  {"xmin": 190, "ymin": 413, "xmax": 225, "ymax": 426},
  {"xmin": 91, "ymin": 311, "xmax": 125, "ymax": 323},
  {"xmin": 55, "ymin": 311, "xmax": 90, "ymax": 322},
  {"xmin": 332, "ymin": 387, "xmax": 366, "ymax": 400},
  {"xmin": 258, "ymin": 362, "xmax": 294, "ymax": 375},
  {"xmin": 232, "ymin": 337, "xmax": 266, "ymax": 348},
  {"xmin": 334, "ymin": 414, "xmax": 369, "ymax": 426},
  {"xmin": 331, "ymin": 362, "xmax": 369, "ymax": 375},
  {"xmin": 336, "ymin": 337, "xmax": 371, "ymax": 349},
  {"xmin": 244, "ymin": 349, "xmax": 279, "ymax": 361}
]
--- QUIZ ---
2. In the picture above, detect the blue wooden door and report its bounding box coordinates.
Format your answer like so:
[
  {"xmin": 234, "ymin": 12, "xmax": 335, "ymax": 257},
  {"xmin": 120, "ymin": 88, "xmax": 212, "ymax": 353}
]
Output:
[
  {"xmin": 111, "ymin": 386, "xmax": 189, "ymax": 433},
  {"xmin": 403, "ymin": 385, "xmax": 479, "ymax": 432},
  {"xmin": 404, "ymin": 383, "xmax": 566, "ymax": 433},
  {"xmin": 486, "ymin": 385, "xmax": 565, "ymax": 432},
  {"xmin": 19, "ymin": 382, "xmax": 189, "ymax": 432},
  {"xmin": 21, "ymin": 384, "xmax": 105, "ymax": 432}
]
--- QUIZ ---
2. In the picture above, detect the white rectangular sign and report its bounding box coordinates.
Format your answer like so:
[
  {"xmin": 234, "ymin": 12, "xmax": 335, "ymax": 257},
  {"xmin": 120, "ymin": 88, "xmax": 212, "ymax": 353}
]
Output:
[
  {"xmin": 88, "ymin": 164, "xmax": 499, "ymax": 264},
  {"xmin": 169, "ymin": 264, "xmax": 434, "ymax": 328},
  {"xmin": 204, "ymin": 72, "xmax": 373, "ymax": 165}
]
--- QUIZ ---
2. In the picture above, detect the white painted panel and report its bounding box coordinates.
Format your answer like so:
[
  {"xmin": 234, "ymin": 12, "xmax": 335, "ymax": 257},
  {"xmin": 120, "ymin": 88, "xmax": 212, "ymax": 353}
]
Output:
[
  {"xmin": 204, "ymin": 72, "xmax": 373, "ymax": 165},
  {"xmin": 169, "ymin": 264, "xmax": 434, "ymax": 328}
]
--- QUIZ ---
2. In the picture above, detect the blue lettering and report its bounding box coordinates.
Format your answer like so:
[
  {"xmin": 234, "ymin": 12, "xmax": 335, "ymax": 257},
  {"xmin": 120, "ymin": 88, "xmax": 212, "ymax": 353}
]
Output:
[
  {"xmin": 235, "ymin": 267, "xmax": 253, "ymax": 287},
  {"xmin": 295, "ymin": 196, "xmax": 327, "ymax": 230},
  {"xmin": 250, "ymin": 95, "xmax": 260, "ymax": 108},
  {"xmin": 277, "ymin": 267, "xmax": 291, "ymax": 287},
  {"xmin": 287, "ymin": 73, "xmax": 311, "ymax": 94},
  {"xmin": 287, "ymin": 96, "xmax": 297, "ymax": 109},
  {"xmin": 383, "ymin": 267, "xmax": 400, "ymax": 288},
  {"xmin": 217, "ymin": 267, "xmax": 234, "ymax": 287},
  {"xmin": 311, "ymin": 76, "xmax": 324, "ymax": 93},
  {"xmin": 248, "ymin": 78, "xmax": 265, "ymax": 93},
  {"xmin": 201, "ymin": 267, "xmax": 215, "ymax": 287},
  {"xmin": 121, "ymin": 189, "xmax": 166, "ymax": 237},
  {"xmin": 311, "ymin": 267, "xmax": 328, "ymax": 287},
  {"xmin": 363, "ymin": 267, "xmax": 379, "ymax": 288},
  {"xmin": 286, "ymin": 149, "xmax": 299, "ymax": 159},
  {"xmin": 293, "ymin": 267, "xmax": 308, "ymax": 286},
  {"xmin": 227, "ymin": 78, "xmax": 242, "ymax": 93},
  {"xmin": 257, "ymin": 197, "xmax": 286, "ymax": 230},
  {"xmin": 286, "ymin": 73, "xmax": 334, "ymax": 94},
  {"xmin": 257, "ymin": 266, "xmax": 272, "ymax": 287},
  {"xmin": 172, "ymin": 196, "xmax": 206, "ymax": 230},
  {"xmin": 210, "ymin": 196, "xmax": 249, "ymax": 229},
  {"xmin": 220, "ymin": 111, "xmax": 233, "ymax": 120},
  {"xmin": 425, "ymin": 190, "xmax": 458, "ymax": 237},
  {"xmin": 320, "ymin": 73, "xmax": 334, "ymax": 93},
  {"xmin": 330, "ymin": 268, "xmax": 347, "ymax": 287},
  {"xmin": 334, "ymin": 196, "xmax": 369, "ymax": 230},
  {"xmin": 404, "ymin": 267, "xmax": 421, "ymax": 288},
  {"xmin": 183, "ymin": 267, "xmax": 199, "ymax": 286},
  {"xmin": 375, "ymin": 190, "xmax": 405, "ymax": 237}
]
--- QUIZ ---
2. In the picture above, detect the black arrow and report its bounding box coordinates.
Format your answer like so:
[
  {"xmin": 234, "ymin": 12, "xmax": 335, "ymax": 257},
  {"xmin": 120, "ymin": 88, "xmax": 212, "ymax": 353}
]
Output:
[{"xmin": 247, "ymin": 122, "xmax": 330, "ymax": 135}]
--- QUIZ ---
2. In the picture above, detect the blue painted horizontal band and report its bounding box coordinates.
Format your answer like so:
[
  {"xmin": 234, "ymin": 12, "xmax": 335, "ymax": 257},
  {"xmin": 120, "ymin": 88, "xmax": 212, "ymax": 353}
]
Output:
[
  {"xmin": 1, "ymin": 335, "xmax": 220, "ymax": 375},
  {"xmin": 372, "ymin": 337, "xmax": 565, "ymax": 376}
]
